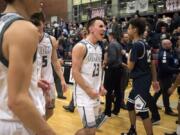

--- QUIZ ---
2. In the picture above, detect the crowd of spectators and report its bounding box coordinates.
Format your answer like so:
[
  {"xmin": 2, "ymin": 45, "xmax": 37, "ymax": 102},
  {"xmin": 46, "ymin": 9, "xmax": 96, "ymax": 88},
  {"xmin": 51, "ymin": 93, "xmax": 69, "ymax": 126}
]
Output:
[
  {"xmin": 47, "ymin": 11, "xmax": 180, "ymax": 119},
  {"xmin": 45, "ymin": 12, "xmax": 180, "ymax": 62}
]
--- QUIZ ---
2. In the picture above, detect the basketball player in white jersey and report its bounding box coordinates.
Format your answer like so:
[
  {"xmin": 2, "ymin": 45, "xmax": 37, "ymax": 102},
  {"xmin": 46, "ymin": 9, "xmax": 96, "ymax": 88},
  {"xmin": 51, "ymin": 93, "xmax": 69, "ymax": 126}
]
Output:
[
  {"xmin": 31, "ymin": 12, "xmax": 67, "ymax": 119},
  {"xmin": 72, "ymin": 17, "xmax": 107, "ymax": 135},
  {"xmin": 0, "ymin": 0, "xmax": 56, "ymax": 135}
]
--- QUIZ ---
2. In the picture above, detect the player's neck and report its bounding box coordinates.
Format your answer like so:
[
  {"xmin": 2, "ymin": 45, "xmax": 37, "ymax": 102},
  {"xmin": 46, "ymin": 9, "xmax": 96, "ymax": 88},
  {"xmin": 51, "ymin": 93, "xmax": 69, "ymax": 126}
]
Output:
[
  {"xmin": 86, "ymin": 35, "xmax": 97, "ymax": 45},
  {"xmin": 4, "ymin": 4, "xmax": 29, "ymax": 19},
  {"xmin": 39, "ymin": 32, "xmax": 44, "ymax": 42},
  {"xmin": 132, "ymin": 35, "xmax": 141, "ymax": 42}
]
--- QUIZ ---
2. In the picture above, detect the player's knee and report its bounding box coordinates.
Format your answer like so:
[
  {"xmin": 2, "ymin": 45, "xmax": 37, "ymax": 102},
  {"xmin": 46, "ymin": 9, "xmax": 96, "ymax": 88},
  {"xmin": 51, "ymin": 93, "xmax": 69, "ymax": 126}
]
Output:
[
  {"xmin": 127, "ymin": 102, "xmax": 134, "ymax": 111},
  {"xmin": 139, "ymin": 111, "xmax": 149, "ymax": 120}
]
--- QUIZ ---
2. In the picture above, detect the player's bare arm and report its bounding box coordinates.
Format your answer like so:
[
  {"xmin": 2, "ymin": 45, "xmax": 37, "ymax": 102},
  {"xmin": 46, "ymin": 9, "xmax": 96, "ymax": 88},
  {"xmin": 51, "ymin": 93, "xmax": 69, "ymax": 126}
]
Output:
[
  {"xmin": 151, "ymin": 60, "xmax": 160, "ymax": 92},
  {"xmin": 51, "ymin": 35, "xmax": 67, "ymax": 92},
  {"xmin": 5, "ymin": 20, "xmax": 55, "ymax": 135}
]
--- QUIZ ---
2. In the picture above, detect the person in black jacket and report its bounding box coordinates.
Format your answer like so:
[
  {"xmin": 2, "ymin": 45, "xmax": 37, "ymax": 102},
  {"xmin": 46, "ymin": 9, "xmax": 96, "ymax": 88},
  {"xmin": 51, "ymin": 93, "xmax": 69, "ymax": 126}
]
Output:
[
  {"xmin": 119, "ymin": 32, "xmax": 131, "ymax": 110},
  {"xmin": 104, "ymin": 32, "xmax": 125, "ymax": 117},
  {"xmin": 154, "ymin": 39, "xmax": 179, "ymax": 116}
]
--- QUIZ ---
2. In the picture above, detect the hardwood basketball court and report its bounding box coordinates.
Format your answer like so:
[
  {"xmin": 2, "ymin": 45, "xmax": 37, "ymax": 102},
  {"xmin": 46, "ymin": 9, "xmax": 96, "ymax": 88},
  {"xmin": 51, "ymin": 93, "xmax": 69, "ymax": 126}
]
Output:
[{"xmin": 48, "ymin": 85, "xmax": 178, "ymax": 135}]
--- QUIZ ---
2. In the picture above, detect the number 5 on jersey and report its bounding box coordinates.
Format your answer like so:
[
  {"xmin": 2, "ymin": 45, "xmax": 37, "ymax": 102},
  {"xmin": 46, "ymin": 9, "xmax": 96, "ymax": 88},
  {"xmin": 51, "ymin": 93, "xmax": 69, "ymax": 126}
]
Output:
[{"xmin": 42, "ymin": 56, "xmax": 48, "ymax": 67}]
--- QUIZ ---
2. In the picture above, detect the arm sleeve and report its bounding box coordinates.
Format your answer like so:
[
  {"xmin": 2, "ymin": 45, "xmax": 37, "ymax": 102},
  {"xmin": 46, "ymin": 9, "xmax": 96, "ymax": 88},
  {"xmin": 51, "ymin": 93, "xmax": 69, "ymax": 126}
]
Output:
[{"xmin": 130, "ymin": 42, "xmax": 144, "ymax": 63}]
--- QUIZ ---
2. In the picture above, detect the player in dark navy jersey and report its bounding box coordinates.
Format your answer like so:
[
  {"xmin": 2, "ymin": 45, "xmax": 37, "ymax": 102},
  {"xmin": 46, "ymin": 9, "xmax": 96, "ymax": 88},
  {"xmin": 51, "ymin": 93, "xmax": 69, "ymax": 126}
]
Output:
[{"xmin": 121, "ymin": 18, "xmax": 159, "ymax": 135}]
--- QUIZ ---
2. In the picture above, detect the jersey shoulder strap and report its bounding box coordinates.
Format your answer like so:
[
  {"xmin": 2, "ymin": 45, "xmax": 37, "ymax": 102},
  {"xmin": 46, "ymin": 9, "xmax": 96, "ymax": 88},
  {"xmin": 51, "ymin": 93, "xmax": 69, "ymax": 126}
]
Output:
[
  {"xmin": 78, "ymin": 39, "xmax": 88, "ymax": 59},
  {"xmin": 137, "ymin": 40, "xmax": 146, "ymax": 59},
  {"xmin": 45, "ymin": 33, "xmax": 53, "ymax": 46},
  {"xmin": 0, "ymin": 13, "xmax": 24, "ymax": 67}
]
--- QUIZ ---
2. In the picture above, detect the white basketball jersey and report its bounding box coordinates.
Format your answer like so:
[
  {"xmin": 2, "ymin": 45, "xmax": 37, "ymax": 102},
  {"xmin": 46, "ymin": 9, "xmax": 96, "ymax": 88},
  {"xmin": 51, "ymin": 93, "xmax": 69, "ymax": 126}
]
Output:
[
  {"xmin": 0, "ymin": 13, "xmax": 45, "ymax": 121},
  {"xmin": 74, "ymin": 39, "xmax": 102, "ymax": 106},
  {"xmin": 38, "ymin": 33, "xmax": 54, "ymax": 83}
]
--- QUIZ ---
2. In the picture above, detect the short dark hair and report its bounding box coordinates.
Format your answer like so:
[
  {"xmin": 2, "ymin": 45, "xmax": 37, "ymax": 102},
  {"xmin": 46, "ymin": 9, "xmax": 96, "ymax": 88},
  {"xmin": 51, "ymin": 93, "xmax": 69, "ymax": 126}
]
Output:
[
  {"xmin": 128, "ymin": 18, "xmax": 146, "ymax": 36},
  {"xmin": 30, "ymin": 12, "xmax": 45, "ymax": 26},
  {"xmin": 4, "ymin": 0, "xmax": 15, "ymax": 3},
  {"xmin": 86, "ymin": 16, "xmax": 106, "ymax": 33}
]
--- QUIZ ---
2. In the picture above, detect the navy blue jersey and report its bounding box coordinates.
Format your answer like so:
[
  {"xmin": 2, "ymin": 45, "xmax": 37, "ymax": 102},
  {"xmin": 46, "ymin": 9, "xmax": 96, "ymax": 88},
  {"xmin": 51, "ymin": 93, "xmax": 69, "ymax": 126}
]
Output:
[
  {"xmin": 128, "ymin": 40, "xmax": 152, "ymax": 106},
  {"xmin": 130, "ymin": 40, "xmax": 151, "ymax": 79},
  {"xmin": 158, "ymin": 48, "xmax": 180, "ymax": 78}
]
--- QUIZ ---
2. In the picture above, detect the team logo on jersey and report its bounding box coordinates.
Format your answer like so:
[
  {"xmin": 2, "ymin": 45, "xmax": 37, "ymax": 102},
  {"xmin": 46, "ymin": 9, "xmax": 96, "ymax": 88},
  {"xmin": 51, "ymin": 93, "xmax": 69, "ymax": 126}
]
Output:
[
  {"xmin": 38, "ymin": 46, "xmax": 51, "ymax": 55},
  {"xmin": 86, "ymin": 53, "xmax": 102, "ymax": 63}
]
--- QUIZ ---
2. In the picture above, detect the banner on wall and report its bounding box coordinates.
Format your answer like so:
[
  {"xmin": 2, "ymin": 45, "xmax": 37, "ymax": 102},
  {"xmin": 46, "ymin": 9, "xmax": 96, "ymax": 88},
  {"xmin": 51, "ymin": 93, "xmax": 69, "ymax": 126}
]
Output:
[
  {"xmin": 91, "ymin": 0, "xmax": 100, "ymax": 2},
  {"xmin": 126, "ymin": 0, "xmax": 149, "ymax": 13},
  {"xmin": 137, "ymin": 0, "xmax": 149, "ymax": 12},
  {"xmin": 166, "ymin": 0, "xmax": 180, "ymax": 11},
  {"xmin": 126, "ymin": 1, "xmax": 137, "ymax": 13},
  {"xmin": 82, "ymin": 0, "xmax": 90, "ymax": 4},
  {"xmin": 91, "ymin": 7, "xmax": 105, "ymax": 18},
  {"xmin": 73, "ymin": 0, "xmax": 100, "ymax": 5},
  {"xmin": 73, "ymin": 0, "xmax": 81, "ymax": 5}
]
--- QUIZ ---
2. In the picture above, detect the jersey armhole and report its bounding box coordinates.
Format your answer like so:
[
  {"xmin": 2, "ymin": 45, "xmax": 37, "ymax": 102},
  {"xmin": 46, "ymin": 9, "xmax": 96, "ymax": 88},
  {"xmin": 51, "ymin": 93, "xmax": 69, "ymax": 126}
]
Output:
[
  {"xmin": 48, "ymin": 34, "xmax": 53, "ymax": 47},
  {"xmin": 138, "ymin": 41, "xmax": 146, "ymax": 59},
  {"xmin": 0, "ymin": 17, "xmax": 24, "ymax": 67},
  {"xmin": 78, "ymin": 40, "xmax": 88, "ymax": 60}
]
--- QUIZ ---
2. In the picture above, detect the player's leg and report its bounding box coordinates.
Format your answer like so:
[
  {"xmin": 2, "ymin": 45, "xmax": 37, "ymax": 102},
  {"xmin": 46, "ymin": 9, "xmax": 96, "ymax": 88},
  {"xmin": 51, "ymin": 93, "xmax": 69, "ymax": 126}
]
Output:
[
  {"xmin": 121, "ymin": 90, "xmax": 137, "ymax": 135},
  {"xmin": 75, "ymin": 106, "xmax": 96, "ymax": 135},
  {"xmin": 94, "ymin": 105, "xmax": 108, "ymax": 129},
  {"xmin": 139, "ymin": 93, "xmax": 153, "ymax": 135}
]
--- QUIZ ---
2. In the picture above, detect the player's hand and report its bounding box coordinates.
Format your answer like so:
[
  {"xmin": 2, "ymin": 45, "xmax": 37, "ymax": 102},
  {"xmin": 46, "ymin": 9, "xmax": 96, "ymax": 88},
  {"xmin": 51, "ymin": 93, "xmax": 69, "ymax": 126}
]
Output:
[
  {"xmin": 38, "ymin": 80, "xmax": 50, "ymax": 92},
  {"xmin": 102, "ymin": 61, "xmax": 107, "ymax": 69},
  {"xmin": 44, "ymin": 92, "xmax": 51, "ymax": 107},
  {"xmin": 59, "ymin": 58, "xmax": 64, "ymax": 65},
  {"xmin": 99, "ymin": 85, "xmax": 107, "ymax": 96},
  {"xmin": 152, "ymin": 81, "xmax": 160, "ymax": 93},
  {"xmin": 121, "ymin": 49, "xmax": 126, "ymax": 55},
  {"xmin": 89, "ymin": 90, "xmax": 99, "ymax": 99},
  {"xmin": 61, "ymin": 79, "xmax": 68, "ymax": 92}
]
